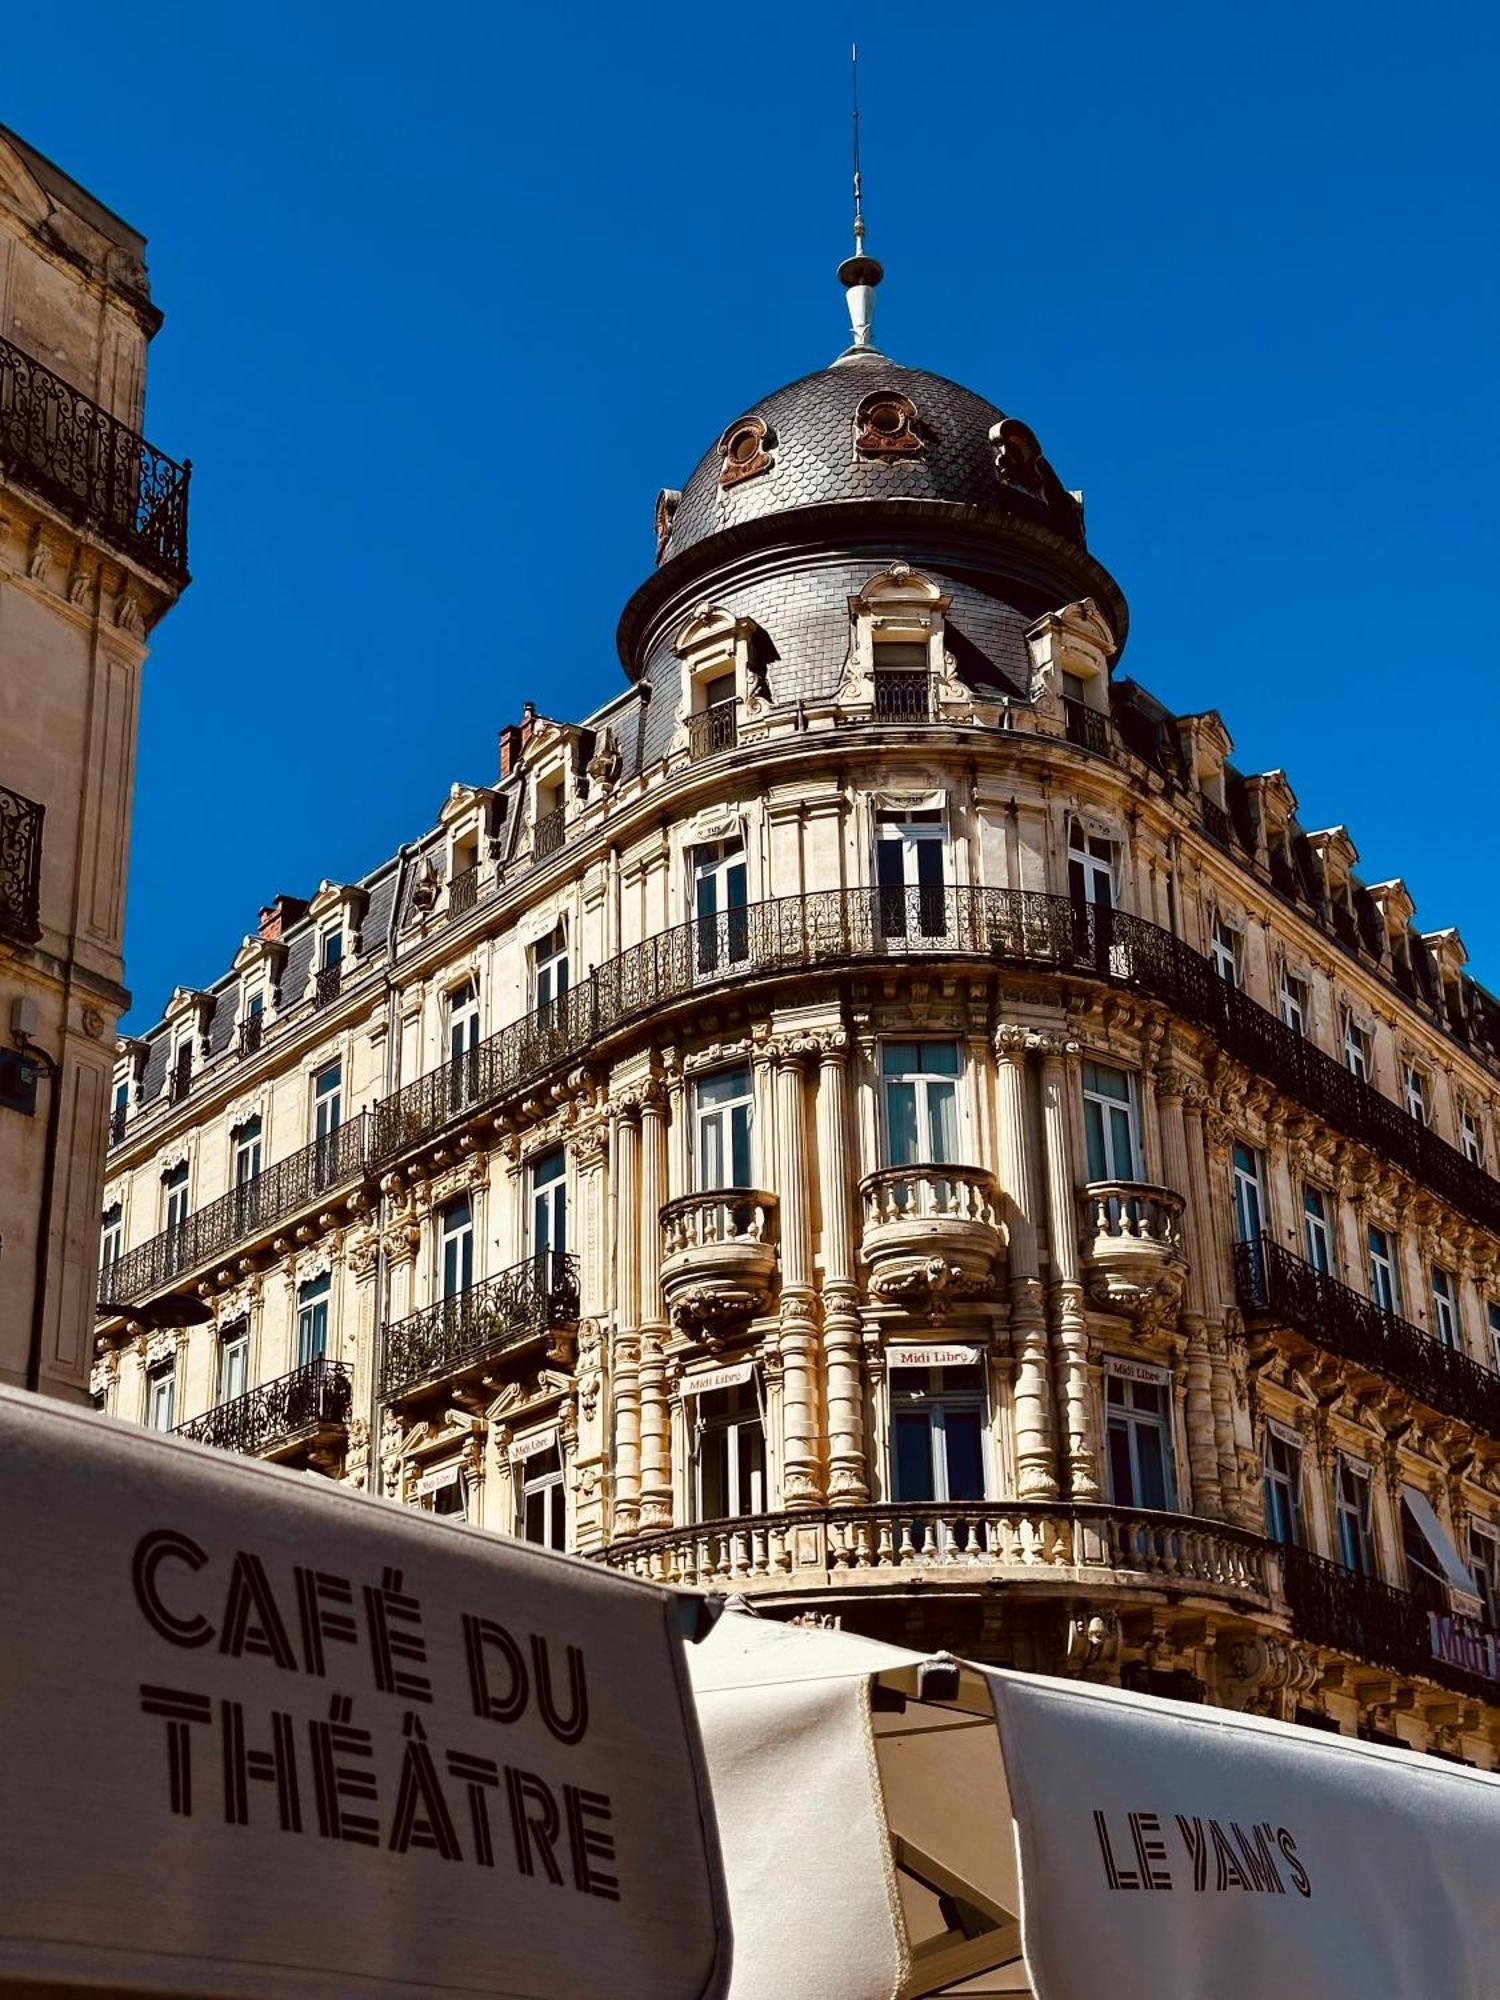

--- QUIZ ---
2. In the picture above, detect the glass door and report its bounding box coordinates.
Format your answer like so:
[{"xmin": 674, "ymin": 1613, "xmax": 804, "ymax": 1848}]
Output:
[
  {"xmin": 312, "ymin": 1063, "xmax": 342, "ymax": 1189},
  {"xmin": 891, "ymin": 1367, "xmax": 988, "ymax": 1550},
  {"xmin": 875, "ymin": 812, "xmax": 946, "ymax": 941},
  {"xmin": 694, "ymin": 839, "xmax": 748, "ymax": 975}
]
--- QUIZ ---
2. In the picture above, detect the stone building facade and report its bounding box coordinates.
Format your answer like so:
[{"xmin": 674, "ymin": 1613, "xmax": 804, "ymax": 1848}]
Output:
[
  {"xmin": 95, "ymin": 271, "xmax": 1500, "ymax": 1762},
  {"xmin": 0, "ymin": 128, "xmax": 189, "ymax": 1399}
]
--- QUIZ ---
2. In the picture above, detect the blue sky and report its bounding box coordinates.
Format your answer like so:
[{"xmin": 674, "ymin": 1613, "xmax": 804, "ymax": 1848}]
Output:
[{"xmin": 7, "ymin": 2, "xmax": 1497, "ymax": 1029}]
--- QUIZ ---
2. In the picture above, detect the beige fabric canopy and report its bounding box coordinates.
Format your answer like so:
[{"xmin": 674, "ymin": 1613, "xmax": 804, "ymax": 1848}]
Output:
[
  {"xmin": 689, "ymin": 1609, "xmax": 1500, "ymax": 2000},
  {"xmin": 0, "ymin": 1387, "xmax": 729, "ymax": 1999}
]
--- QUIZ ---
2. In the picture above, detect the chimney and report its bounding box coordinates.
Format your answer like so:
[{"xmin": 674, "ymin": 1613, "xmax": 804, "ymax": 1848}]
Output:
[{"xmin": 258, "ymin": 893, "xmax": 309, "ymax": 941}]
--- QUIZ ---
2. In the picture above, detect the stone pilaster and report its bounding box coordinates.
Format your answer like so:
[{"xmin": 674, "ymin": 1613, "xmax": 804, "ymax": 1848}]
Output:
[
  {"xmin": 1192, "ymin": 1101, "xmax": 1248, "ymax": 1521},
  {"xmin": 994, "ymin": 1026, "xmax": 1057, "ymax": 1500},
  {"xmin": 815, "ymin": 1029, "xmax": 867, "ymax": 1503},
  {"xmin": 1159, "ymin": 1068, "xmax": 1222, "ymax": 1518},
  {"xmin": 611, "ymin": 1108, "xmax": 642, "ymax": 1535},
  {"xmin": 1037, "ymin": 1036, "xmax": 1098, "ymax": 1501},
  {"xmin": 774, "ymin": 1043, "xmax": 823, "ymax": 1508},
  {"xmin": 637, "ymin": 1083, "xmax": 672, "ymax": 1528}
]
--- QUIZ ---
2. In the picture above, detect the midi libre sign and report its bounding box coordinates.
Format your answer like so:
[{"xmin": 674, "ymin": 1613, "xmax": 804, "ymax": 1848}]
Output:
[{"xmin": 0, "ymin": 1387, "xmax": 728, "ymax": 2000}]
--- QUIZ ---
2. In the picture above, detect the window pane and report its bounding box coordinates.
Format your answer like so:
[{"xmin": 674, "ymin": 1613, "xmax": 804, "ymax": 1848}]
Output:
[
  {"xmin": 1083, "ymin": 1099, "xmax": 1107, "ymax": 1182},
  {"xmin": 1107, "ymin": 1418, "xmax": 1135, "ymax": 1506},
  {"xmin": 730, "ymin": 1103, "xmax": 752, "ymax": 1187},
  {"xmin": 921, "ymin": 1043, "xmax": 961, "ymax": 1077},
  {"xmin": 882, "ymin": 1042, "xmax": 920, "ymax": 1077},
  {"xmin": 886, "ymin": 1081, "xmax": 919, "ymax": 1166},
  {"xmin": 698, "ymin": 1066, "xmax": 752, "ymax": 1108},
  {"xmin": 894, "ymin": 1411, "xmax": 935, "ymax": 1501},
  {"xmin": 1134, "ymin": 1424, "xmax": 1170, "ymax": 1510},
  {"xmin": 942, "ymin": 1410, "xmax": 985, "ymax": 1501},
  {"xmin": 926, "ymin": 1080, "xmax": 958, "ymax": 1163}
]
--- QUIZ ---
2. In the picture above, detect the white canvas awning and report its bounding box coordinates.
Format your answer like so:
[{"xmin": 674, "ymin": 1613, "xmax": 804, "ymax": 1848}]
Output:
[
  {"xmin": 689, "ymin": 1609, "xmax": 1500, "ymax": 2000},
  {"xmin": 0, "ymin": 1386, "xmax": 729, "ymax": 1999}
]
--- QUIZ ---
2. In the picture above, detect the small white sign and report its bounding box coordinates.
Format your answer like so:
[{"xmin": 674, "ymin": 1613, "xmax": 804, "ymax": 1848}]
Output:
[
  {"xmin": 887, "ymin": 1344, "xmax": 983, "ymax": 1371},
  {"xmin": 414, "ymin": 1462, "xmax": 461, "ymax": 1498},
  {"xmin": 1265, "ymin": 1417, "xmax": 1303, "ymax": 1450},
  {"xmin": 681, "ymin": 1361, "xmax": 755, "ymax": 1398},
  {"xmin": 1105, "ymin": 1356, "xmax": 1171, "ymax": 1388},
  {"xmin": 510, "ymin": 1425, "xmax": 560, "ymax": 1464}
]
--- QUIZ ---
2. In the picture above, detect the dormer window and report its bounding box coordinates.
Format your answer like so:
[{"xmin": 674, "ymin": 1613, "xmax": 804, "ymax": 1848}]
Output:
[
  {"xmin": 313, "ymin": 925, "xmax": 343, "ymax": 1010},
  {"xmin": 449, "ymin": 830, "xmax": 481, "ymax": 915},
  {"xmin": 238, "ymin": 984, "xmax": 265, "ymax": 1058},
  {"xmin": 718, "ymin": 416, "xmax": 772, "ymax": 489},
  {"xmin": 872, "ymin": 637, "xmax": 931, "ymax": 721},
  {"xmin": 533, "ymin": 778, "xmax": 566, "ymax": 864},
  {"xmin": 109, "ymin": 1076, "xmax": 129, "ymax": 1145},
  {"xmin": 168, "ymin": 1035, "xmax": 193, "ymax": 1106},
  {"xmin": 688, "ymin": 669, "xmax": 738, "ymax": 762}
]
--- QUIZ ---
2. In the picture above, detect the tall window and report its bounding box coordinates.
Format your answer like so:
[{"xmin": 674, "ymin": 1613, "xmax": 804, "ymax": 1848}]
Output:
[
  {"xmin": 695, "ymin": 1067, "xmax": 753, "ymax": 1188},
  {"xmin": 231, "ymin": 1116, "xmax": 262, "ymax": 1232},
  {"xmin": 1209, "ymin": 918, "xmax": 1242, "ymax": 988},
  {"xmin": 693, "ymin": 837, "xmax": 748, "ymax": 973},
  {"xmin": 1342, "ymin": 1016, "xmax": 1370, "ymax": 1082},
  {"xmin": 1067, "ymin": 821, "xmax": 1115, "ymax": 909},
  {"xmin": 147, "ymin": 1362, "xmax": 176, "ymax": 1433},
  {"xmin": 694, "ymin": 1382, "xmax": 766, "ymax": 1521},
  {"xmin": 1400, "ymin": 1498, "xmax": 1449, "ymax": 1614},
  {"xmin": 312, "ymin": 1062, "xmax": 342, "ymax": 1185},
  {"xmin": 1470, "ymin": 1522, "xmax": 1500, "ymax": 1629},
  {"xmin": 520, "ymin": 1446, "xmax": 566, "ymax": 1550},
  {"xmin": 881, "ymin": 1043, "xmax": 959, "ymax": 1166},
  {"xmin": 531, "ymin": 1147, "xmax": 567, "ymax": 1263},
  {"xmin": 440, "ymin": 1195, "xmax": 474, "ymax": 1300},
  {"xmin": 218, "ymin": 1320, "xmax": 250, "ymax": 1403},
  {"xmin": 110, "ymin": 1076, "xmax": 129, "ymax": 1139},
  {"xmin": 1431, "ymin": 1266, "xmax": 1461, "ymax": 1349},
  {"xmin": 1403, "ymin": 1062, "xmax": 1429, "ymax": 1127},
  {"xmin": 1335, "ymin": 1457, "xmax": 1375, "ymax": 1576},
  {"xmin": 1231, "ymin": 1143, "xmax": 1266, "ymax": 1247},
  {"xmin": 1082, "ymin": 1062, "xmax": 1141, "ymax": 1182},
  {"xmin": 297, "ymin": 1273, "xmax": 330, "ymax": 1367},
  {"xmin": 532, "ymin": 926, "xmax": 569, "ymax": 1024},
  {"xmin": 1368, "ymin": 1225, "xmax": 1401, "ymax": 1316},
  {"xmin": 891, "ymin": 1366, "xmax": 988, "ymax": 1506},
  {"xmin": 1461, "ymin": 1107, "xmax": 1486, "ymax": 1170},
  {"xmin": 320, "ymin": 925, "xmax": 343, "ymax": 971},
  {"xmin": 448, "ymin": 979, "xmax": 480, "ymax": 1063},
  {"xmin": 1264, "ymin": 1430, "xmax": 1304, "ymax": 1547},
  {"xmin": 1488, "ymin": 1302, "xmax": 1500, "ymax": 1375},
  {"xmin": 875, "ymin": 810, "xmax": 946, "ymax": 939},
  {"xmin": 100, "ymin": 1203, "xmax": 123, "ymax": 1281},
  {"xmin": 1302, "ymin": 1186, "xmax": 1333, "ymax": 1274},
  {"xmin": 161, "ymin": 1163, "xmax": 190, "ymax": 1235},
  {"xmin": 1106, "ymin": 1370, "xmax": 1174, "ymax": 1511},
  {"xmin": 1279, "ymin": 970, "xmax": 1308, "ymax": 1036}
]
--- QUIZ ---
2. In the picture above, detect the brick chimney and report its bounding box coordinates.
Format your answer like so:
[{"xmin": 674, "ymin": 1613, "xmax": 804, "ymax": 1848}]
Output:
[
  {"xmin": 498, "ymin": 704, "xmax": 539, "ymax": 780},
  {"xmin": 258, "ymin": 893, "xmax": 309, "ymax": 941}
]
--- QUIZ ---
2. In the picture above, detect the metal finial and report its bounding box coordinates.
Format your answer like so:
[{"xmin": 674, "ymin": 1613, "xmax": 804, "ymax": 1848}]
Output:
[{"xmin": 837, "ymin": 42, "xmax": 883, "ymax": 352}]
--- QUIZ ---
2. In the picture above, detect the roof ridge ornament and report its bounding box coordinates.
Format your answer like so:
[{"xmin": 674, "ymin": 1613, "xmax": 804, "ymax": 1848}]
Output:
[{"xmin": 836, "ymin": 43, "xmax": 884, "ymax": 356}]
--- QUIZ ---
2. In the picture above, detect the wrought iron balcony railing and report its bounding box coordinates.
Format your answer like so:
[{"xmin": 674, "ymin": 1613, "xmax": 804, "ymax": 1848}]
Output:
[
  {"xmin": 532, "ymin": 805, "xmax": 566, "ymax": 863},
  {"xmin": 448, "ymin": 864, "xmax": 480, "ymax": 917},
  {"xmin": 175, "ymin": 1357, "xmax": 353, "ymax": 1459},
  {"xmin": 0, "ymin": 782, "xmax": 43, "ymax": 943},
  {"xmin": 237, "ymin": 1012, "xmax": 264, "ymax": 1059},
  {"xmin": 1281, "ymin": 1545, "xmax": 1498, "ymax": 1704},
  {"xmin": 872, "ymin": 670, "xmax": 931, "ymax": 721},
  {"xmin": 98, "ymin": 1114, "xmax": 367, "ymax": 1311},
  {"xmin": 1200, "ymin": 796, "xmax": 1233, "ymax": 849},
  {"xmin": 313, "ymin": 962, "xmax": 342, "ymax": 1010},
  {"xmin": 380, "ymin": 1251, "xmax": 580, "ymax": 1400},
  {"xmin": 686, "ymin": 702, "xmax": 738, "ymax": 761},
  {"xmin": 371, "ymin": 887, "xmax": 1500, "ymax": 1240},
  {"xmin": 0, "ymin": 332, "xmax": 190, "ymax": 583},
  {"xmin": 1235, "ymin": 1236, "xmax": 1500, "ymax": 1440},
  {"xmin": 1062, "ymin": 696, "xmax": 1110, "ymax": 754}
]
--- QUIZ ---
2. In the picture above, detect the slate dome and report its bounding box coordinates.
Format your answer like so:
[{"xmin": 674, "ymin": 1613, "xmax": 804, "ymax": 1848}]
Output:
[{"xmin": 657, "ymin": 346, "xmax": 1086, "ymax": 566}]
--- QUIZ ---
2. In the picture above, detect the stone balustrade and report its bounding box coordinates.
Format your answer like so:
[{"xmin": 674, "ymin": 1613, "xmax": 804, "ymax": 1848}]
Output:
[
  {"xmin": 858, "ymin": 1163, "xmax": 1001, "ymax": 1304},
  {"xmin": 659, "ymin": 1189, "xmax": 779, "ymax": 1339},
  {"xmin": 1079, "ymin": 1178, "xmax": 1188, "ymax": 1320}
]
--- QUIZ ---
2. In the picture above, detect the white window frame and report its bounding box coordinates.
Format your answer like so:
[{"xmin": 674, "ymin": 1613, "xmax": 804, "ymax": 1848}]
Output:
[
  {"xmin": 1067, "ymin": 820, "xmax": 1117, "ymax": 910},
  {"xmin": 1264, "ymin": 1429, "xmax": 1304, "ymax": 1547},
  {"xmin": 318, "ymin": 923, "xmax": 344, "ymax": 971},
  {"xmin": 889, "ymin": 1365, "xmax": 993, "ymax": 1507},
  {"xmin": 312, "ymin": 1061, "xmax": 342, "ymax": 1141},
  {"xmin": 519, "ymin": 1447, "xmax": 567, "ymax": 1551},
  {"xmin": 1335, "ymin": 1455, "xmax": 1375, "ymax": 1576},
  {"xmin": 1105, "ymin": 1368, "xmax": 1176, "ymax": 1512},
  {"xmin": 161, "ymin": 1164, "xmax": 190, "ymax": 1236},
  {"xmin": 1431, "ymin": 1265, "xmax": 1461, "ymax": 1349},
  {"xmin": 1209, "ymin": 917, "xmax": 1242, "ymax": 988},
  {"xmin": 532, "ymin": 925, "xmax": 570, "ymax": 1018},
  {"xmin": 1302, "ymin": 1184, "xmax": 1333, "ymax": 1274},
  {"xmin": 439, "ymin": 1194, "xmax": 474, "ymax": 1301},
  {"xmin": 693, "ymin": 1065, "xmax": 754, "ymax": 1191},
  {"xmin": 1342, "ymin": 1015, "xmax": 1370, "ymax": 1082},
  {"xmin": 530, "ymin": 1146, "xmax": 567, "ymax": 1260},
  {"xmin": 880, "ymin": 1041, "xmax": 962, "ymax": 1168},
  {"xmin": 1461, "ymin": 1106, "xmax": 1486, "ymax": 1170},
  {"xmin": 1082, "ymin": 1061, "xmax": 1142, "ymax": 1182},
  {"xmin": 1231, "ymin": 1142, "xmax": 1267, "ymax": 1247},
  {"xmin": 1279, "ymin": 969, "xmax": 1307, "ymax": 1036},
  {"xmin": 1403, "ymin": 1061, "xmax": 1429, "ymax": 1127},
  {"xmin": 147, "ymin": 1362, "xmax": 177, "ymax": 1433},
  {"xmin": 1368, "ymin": 1224, "xmax": 1402, "ymax": 1316},
  {"xmin": 100, "ymin": 1203, "xmax": 124, "ymax": 1277},
  {"xmin": 296, "ymin": 1273, "xmax": 330, "ymax": 1367},
  {"xmin": 692, "ymin": 1383, "xmax": 767, "ymax": 1523},
  {"xmin": 218, "ymin": 1321, "xmax": 250, "ymax": 1403},
  {"xmin": 447, "ymin": 978, "xmax": 481, "ymax": 1062},
  {"xmin": 231, "ymin": 1117, "xmax": 262, "ymax": 1187}
]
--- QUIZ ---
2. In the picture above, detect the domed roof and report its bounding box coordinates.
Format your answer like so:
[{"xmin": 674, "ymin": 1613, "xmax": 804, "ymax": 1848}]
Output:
[{"xmin": 657, "ymin": 347, "xmax": 1085, "ymax": 565}]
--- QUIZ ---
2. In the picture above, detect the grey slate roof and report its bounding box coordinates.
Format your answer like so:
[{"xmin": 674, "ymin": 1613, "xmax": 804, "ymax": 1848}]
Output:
[{"xmin": 661, "ymin": 349, "xmax": 1078, "ymax": 564}]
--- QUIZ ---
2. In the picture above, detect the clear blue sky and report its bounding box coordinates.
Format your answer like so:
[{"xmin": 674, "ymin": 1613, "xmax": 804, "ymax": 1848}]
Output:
[{"xmin": 8, "ymin": 2, "xmax": 1497, "ymax": 1029}]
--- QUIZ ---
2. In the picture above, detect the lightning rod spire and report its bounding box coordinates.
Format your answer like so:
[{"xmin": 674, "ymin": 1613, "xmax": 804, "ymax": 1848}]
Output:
[{"xmin": 838, "ymin": 43, "xmax": 884, "ymax": 353}]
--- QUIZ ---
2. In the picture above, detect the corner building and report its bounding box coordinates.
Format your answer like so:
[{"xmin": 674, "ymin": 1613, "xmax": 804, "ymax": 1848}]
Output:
[{"xmin": 97, "ymin": 275, "xmax": 1500, "ymax": 1762}]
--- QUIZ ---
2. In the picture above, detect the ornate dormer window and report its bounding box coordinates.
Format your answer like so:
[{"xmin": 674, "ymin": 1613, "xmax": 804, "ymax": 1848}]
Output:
[
  {"xmin": 1306, "ymin": 828, "xmax": 1360, "ymax": 951},
  {"xmin": 1025, "ymin": 598, "xmax": 1116, "ymax": 742},
  {"xmin": 839, "ymin": 564, "xmax": 959, "ymax": 716},
  {"xmin": 718, "ymin": 416, "xmax": 773, "ymax": 490},
  {"xmin": 673, "ymin": 603, "xmax": 772, "ymax": 762},
  {"xmin": 163, "ymin": 988, "xmax": 213, "ymax": 1104},
  {"xmin": 654, "ymin": 487, "xmax": 681, "ymax": 561},
  {"xmin": 232, "ymin": 930, "xmax": 286, "ymax": 1042},
  {"xmin": 438, "ymin": 784, "xmax": 502, "ymax": 917},
  {"xmin": 1244, "ymin": 769, "xmax": 1298, "ymax": 884},
  {"xmin": 305, "ymin": 880, "xmax": 369, "ymax": 1008},
  {"xmin": 854, "ymin": 388, "xmax": 921, "ymax": 457}
]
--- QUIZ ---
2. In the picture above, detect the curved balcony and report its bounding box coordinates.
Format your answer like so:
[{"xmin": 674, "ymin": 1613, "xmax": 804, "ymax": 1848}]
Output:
[
  {"xmin": 1079, "ymin": 1180, "xmax": 1188, "ymax": 1324},
  {"xmin": 368, "ymin": 884, "xmax": 1500, "ymax": 1256},
  {"xmin": 380, "ymin": 1252, "xmax": 579, "ymax": 1403},
  {"xmin": 859, "ymin": 1164, "xmax": 1000, "ymax": 1305},
  {"xmin": 600, "ymin": 1500, "xmax": 1276, "ymax": 1608},
  {"xmin": 660, "ymin": 1189, "xmax": 778, "ymax": 1340},
  {"xmin": 175, "ymin": 1358, "xmax": 352, "ymax": 1466}
]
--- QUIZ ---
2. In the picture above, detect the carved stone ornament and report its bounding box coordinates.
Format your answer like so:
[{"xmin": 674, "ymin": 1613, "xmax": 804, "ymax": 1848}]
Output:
[
  {"xmin": 854, "ymin": 389, "xmax": 922, "ymax": 457},
  {"xmin": 654, "ymin": 488, "xmax": 681, "ymax": 560},
  {"xmin": 868, "ymin": 1254, "xmax": 994, "ymax": 1306},
  {"xmin": 1064, "ymin": 1606, "xmax": 1121, "ymax": 1672},
  {"xmin": 586, "ymin": 726, "xmax": 621, "ymax": 790},
  {"xmin": 718, "ymin": 416, "xmax": 773, "ymax": 489}
]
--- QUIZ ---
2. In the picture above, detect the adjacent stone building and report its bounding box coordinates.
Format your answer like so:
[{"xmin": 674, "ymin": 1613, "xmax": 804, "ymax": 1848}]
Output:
[
  {"xmin": 0, "ymin": 128, "xmax": 189, "ymax": 1399},
  {"xmin": 95, "ymin": 252, "xmax": 1500, "ymax": 1760}
]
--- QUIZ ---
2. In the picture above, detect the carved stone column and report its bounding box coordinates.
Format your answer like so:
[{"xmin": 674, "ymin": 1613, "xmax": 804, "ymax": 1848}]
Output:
[
  {"xmin": 774, "ymin": 1043, "xmax": 824, "ymax": 1507},
  {"xmin": 994, "ymin": 1027, "xmax": 1057, "ymax": 1500},
  {"xmin": 1192, "ymin": 1101, "xmax": 1245, "ymax": 1518},
  {"xmin": 611, "ymin": 1108, "xmax": 642, "ymax": 1536},
  {"xmin": 815, "ymin": 1029, "xmax": 867, "ymax": 1503},
  {"xmin": 1158, "ymin": 1068, "xmax": 1222, "ymax": 1518},
  {"xmin": 637, "ymin": 1083, "xmax": 672, "ymax": 1528},
  {"xmin": 1037, "ymin": 1036, "xmax": 1097, "ymax": 1500}
]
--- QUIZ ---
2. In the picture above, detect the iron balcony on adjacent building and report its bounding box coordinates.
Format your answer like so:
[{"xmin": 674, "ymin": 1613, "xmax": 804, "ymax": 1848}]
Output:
[
  {"xmin": 1235, "ymin": 1236, "xmax": 1500, "ymax": 1443},
  {"xmin": 0, "ymin": 331, "xmax": 190, "ymax": 584},
  {"xmin": 1281, "ymin": 1544, "xmax": 1500, "ymax": 1707},
  {"xmin": 0, "ymin": 782, "xmax": 43, "ymax": 944},
  {"xmin": 175, "ymin": 1357, "xmax": 353, "ymax": 1465},
  {"xmin": 379, "ymin": 1251, "xmax": 581, "ymax": 1403}
]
